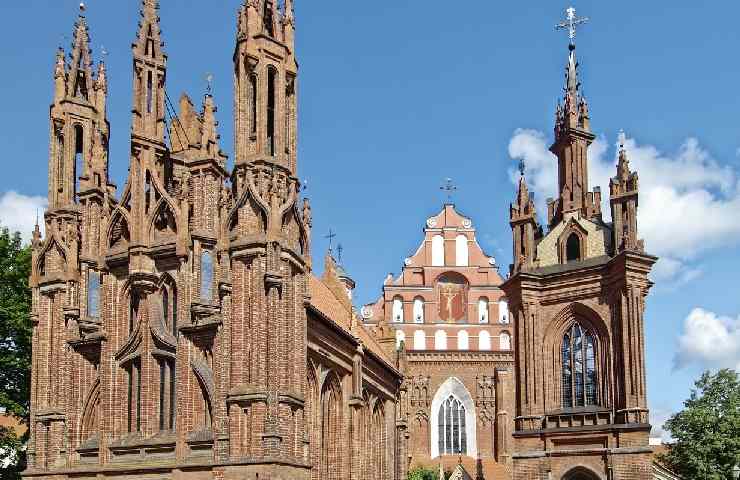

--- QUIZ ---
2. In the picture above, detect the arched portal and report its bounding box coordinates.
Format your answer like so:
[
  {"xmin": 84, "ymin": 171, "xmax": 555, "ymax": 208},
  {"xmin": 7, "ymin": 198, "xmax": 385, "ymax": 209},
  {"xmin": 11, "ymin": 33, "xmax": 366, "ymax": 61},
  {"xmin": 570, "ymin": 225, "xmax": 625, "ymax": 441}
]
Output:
[
  {"xmin": 562, "ymin": 466, "xmax": 603, "ymax": 480},
  {"xmin": 430, "ymin": 377, "xmax": 476, "ymax": 458}
]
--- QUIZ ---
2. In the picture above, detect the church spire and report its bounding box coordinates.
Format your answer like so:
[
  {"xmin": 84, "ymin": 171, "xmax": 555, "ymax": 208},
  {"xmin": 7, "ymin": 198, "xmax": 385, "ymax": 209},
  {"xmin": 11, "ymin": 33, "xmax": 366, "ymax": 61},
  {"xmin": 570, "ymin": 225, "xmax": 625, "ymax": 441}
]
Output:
[
  {"xmin": 131, "ymin": 0, "xmax": 167, "ymax": 145},
  {"xmin": 548, "ymin": 7, "xmax": 601, "ymax": 226},
  {"xmin": 509, "ymin": 166, "xmax": 540, "ymax": 273},
  {"xmin": 67, "ymin": 3, "xmax": 94, "ymax": 102}
]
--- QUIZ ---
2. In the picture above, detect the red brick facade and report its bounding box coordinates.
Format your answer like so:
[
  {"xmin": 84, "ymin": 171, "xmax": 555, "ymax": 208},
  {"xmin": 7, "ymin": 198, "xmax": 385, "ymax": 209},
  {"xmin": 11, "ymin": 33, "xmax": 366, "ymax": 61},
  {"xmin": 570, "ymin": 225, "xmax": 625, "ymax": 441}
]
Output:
[{"xmin": 26, "ymin": 3, "xmax": 657, "ymax": 480}]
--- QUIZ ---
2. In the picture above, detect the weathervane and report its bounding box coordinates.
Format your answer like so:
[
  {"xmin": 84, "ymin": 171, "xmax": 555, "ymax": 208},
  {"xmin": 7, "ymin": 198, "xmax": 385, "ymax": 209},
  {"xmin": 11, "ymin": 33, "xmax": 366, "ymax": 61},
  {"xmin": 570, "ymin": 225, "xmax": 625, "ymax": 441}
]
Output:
[
  {"xmin": 555, "ymin": 6, "xmax": 588, "ymax": 45},
  {"xmin": 440, "ymin": 178, "xmax": 457, "ymax": 204}
]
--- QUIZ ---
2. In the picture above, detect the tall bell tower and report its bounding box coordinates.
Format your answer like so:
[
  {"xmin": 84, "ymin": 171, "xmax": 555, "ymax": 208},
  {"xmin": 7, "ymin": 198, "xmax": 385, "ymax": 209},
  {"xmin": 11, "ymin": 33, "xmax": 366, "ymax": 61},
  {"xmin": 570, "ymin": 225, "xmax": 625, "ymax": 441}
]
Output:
[{"xmin": 502, "ymin": 8, "xmax": 657, "ymax": 480}]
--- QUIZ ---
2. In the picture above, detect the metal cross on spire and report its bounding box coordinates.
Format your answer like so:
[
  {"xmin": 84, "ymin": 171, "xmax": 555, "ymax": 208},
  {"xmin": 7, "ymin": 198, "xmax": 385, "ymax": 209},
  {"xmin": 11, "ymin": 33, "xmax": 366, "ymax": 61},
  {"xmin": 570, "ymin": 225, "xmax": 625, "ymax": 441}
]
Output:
[
  {"xmin": 440, "ymin": 178, "xmax": 457, "ymax": 204},
  {"xmin": 325, "ymin": 228, "xmax": 336, "ymax": 252},
  {"xmin": 556, "ymin": 6, "xmax": 588, "ymax": 45}
]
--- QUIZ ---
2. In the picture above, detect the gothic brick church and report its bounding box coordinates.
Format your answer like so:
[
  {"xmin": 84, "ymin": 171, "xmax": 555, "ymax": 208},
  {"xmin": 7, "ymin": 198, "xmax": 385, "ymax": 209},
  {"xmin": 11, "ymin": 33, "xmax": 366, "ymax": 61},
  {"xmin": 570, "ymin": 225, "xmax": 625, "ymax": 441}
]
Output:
[{"xmin": 25, "ymin": 2, "xmax": 660, "ymax": 479}]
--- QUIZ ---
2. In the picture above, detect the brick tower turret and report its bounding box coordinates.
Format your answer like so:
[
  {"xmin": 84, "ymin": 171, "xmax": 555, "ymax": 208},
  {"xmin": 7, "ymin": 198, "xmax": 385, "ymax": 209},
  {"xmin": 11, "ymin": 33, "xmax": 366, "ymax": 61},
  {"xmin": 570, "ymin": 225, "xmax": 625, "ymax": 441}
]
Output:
[{"xmin": 502, "ymin": 8, "xmax": 657, "ymax": 480}]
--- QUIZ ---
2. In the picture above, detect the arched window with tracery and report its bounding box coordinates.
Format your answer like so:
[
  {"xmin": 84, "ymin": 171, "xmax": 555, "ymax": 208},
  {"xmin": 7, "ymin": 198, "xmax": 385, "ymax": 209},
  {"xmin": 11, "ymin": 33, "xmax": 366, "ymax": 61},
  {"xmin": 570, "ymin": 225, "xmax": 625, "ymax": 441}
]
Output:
[
  {"xmin": 437, "ymin": 395, "xmax": 467, "ymax": 455},
  {"xmin": 561, "ymin": 322, "xmax": 598, "ymax": 408}
]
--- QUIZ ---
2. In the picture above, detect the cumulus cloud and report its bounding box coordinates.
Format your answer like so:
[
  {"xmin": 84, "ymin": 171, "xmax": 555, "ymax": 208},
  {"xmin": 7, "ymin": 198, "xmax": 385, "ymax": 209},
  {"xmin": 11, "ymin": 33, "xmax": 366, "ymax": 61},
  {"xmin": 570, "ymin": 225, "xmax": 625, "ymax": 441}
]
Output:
[
  {"xmin": 674, "ymin": 308, "xmax": 740, "ymax": 371},
  {"xmin": 649, "ymin": 407, "xmax": 675, "ymax": 444},
  {"xmin": 0, "ymin": 191, "xmax": 46, "ymax": 244},
  {"xmin": 507, "ymin": 129, "xmax": 740, "ymax": 283}
]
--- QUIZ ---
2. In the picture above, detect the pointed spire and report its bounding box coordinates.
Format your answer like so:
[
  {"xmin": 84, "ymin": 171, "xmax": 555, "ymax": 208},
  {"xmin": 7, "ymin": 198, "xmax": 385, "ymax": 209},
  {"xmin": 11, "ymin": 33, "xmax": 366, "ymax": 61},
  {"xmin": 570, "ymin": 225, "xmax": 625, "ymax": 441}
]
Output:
[
  {"xmin": 284, "ymin": 0, "xmax": 295, "ymax": 25},
  {"xmin": 133, "ymin": 0, "xmax": 165, "ymax": 60},
  {"xmin": 67, "ymin": 4, "xmax": 94, "ymax": 101},
  {"xmin": 201, "ymin": 93, "xmax": 226, "ymax": 164}
]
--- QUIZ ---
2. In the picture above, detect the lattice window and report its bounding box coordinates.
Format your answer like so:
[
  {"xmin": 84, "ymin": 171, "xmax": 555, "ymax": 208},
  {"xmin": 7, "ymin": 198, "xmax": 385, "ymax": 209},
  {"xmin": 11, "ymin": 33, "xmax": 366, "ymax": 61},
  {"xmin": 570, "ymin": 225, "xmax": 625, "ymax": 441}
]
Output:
[
  {"xmin": 561, "ymin": 322, "xmax": 599, "ymax": 408},
  {"xmin": 437, "ymin": 395, "xmax": 467, "ymax": 455}
]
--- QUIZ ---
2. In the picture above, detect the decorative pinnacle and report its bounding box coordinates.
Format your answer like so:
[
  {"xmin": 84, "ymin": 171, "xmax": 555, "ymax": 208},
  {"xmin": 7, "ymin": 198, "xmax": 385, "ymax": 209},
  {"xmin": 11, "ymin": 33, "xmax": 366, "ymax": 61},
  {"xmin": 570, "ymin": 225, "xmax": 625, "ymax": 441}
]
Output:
[
  {"xmin": 79, "ymin": 2, "xmax": 86, "ymax": 13},
  {"xmin": 206, "ymin": 72, "xmax": 214, "ymax": 95},
  {"xmin": 618, "ymin": 129, "xmax": 626, "ymax": 151},
  {"xmin": 555, "ymin": 6, "xmax": 588, "ymax": 46},
  {"xmin": 518, "ymin": 158, "xmax": 526, "ymax": 177}
]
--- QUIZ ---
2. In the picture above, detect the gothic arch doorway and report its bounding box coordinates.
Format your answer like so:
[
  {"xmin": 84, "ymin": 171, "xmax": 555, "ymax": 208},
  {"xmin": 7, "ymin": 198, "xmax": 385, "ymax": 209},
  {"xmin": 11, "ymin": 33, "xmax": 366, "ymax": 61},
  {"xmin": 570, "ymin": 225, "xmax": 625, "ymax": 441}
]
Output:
[
  {"xmin": 430, "ymin": 377, "xmax": 477, "ymax": 458},
  {"xmin": 562, "ymin": 466, "xmax": 602, "ymax": 480}
]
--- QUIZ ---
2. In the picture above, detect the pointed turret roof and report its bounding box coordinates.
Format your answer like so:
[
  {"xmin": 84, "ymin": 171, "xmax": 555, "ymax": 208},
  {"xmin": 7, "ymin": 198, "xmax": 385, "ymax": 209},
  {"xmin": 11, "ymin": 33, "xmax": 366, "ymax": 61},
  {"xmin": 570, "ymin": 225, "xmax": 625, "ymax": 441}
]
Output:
[
  {"xmin": 133, "ymin": 0, "xmax": 165, "ymax": 60},
  {"xmin": 67, "ymin": 4, "xmax": 94, "ymax": 100}
]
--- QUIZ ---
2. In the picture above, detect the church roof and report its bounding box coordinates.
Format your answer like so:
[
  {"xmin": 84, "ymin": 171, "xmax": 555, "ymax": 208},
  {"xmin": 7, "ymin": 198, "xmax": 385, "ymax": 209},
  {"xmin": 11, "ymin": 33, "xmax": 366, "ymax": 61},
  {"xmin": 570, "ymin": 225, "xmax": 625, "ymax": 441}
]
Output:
[{"xmin": 308, "ymin": 274, "xmax": 396, "ymax": 369}]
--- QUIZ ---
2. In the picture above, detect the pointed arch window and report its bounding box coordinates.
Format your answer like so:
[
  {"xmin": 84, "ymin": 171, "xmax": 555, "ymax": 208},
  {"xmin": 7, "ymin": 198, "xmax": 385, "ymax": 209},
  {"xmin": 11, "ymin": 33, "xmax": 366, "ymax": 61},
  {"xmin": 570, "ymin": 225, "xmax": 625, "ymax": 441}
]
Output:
[
  {"xmin": 74, "ymin": 124, "xmax": 84, "ymax": 194},
  {"xmin": 561, "ymin": 323, "xmax": 599, "ymax": 408},
  {"xmin": 200, "ymin": 250, "xmax": 214, "ymax": 303},
  {"xmin": 146, "ymin": 71, "xmax": 154, "ymax": 114},
  {"xmin": 158, "ymin": 357, "xmax": 176, "ymax": 431},
  {"xmin": 56, "ymin": 133, "xmax": 64, "ymax": 193},
  {"xmin": 126, "ymin": 359, "xmax": 142, "ymax": 433},
  {"xmin": 87, "ymin": 271, "xmax": 101, "ymax": 319},
  {"xmin": 438, "ymin": 396, "xmax": 467, "ymax": 455},
  {"xmin": 266, "ymin": 67, "xmax": 277, "ymax": 156},
  {"xmin": 566, "ymin": 233, "xmax": 581, "ymax": 263}
]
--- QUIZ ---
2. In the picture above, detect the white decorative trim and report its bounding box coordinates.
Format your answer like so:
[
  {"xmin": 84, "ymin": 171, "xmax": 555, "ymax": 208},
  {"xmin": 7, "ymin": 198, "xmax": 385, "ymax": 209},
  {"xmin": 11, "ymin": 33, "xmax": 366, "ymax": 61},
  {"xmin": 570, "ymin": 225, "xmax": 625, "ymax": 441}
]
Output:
[{"xmin": 430, "ymin": 377, "xmax": 477, "ymax": 459}]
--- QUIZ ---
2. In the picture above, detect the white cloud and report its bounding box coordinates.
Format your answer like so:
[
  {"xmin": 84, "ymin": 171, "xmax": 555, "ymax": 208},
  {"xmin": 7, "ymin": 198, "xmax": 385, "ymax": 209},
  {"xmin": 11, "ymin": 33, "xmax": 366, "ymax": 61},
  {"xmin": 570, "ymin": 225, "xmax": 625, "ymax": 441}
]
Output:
[
  {"xmin": 649, "ymin": 407, "xmax": 675, "ymax": 444},
  {"xmin": 0, "ymin": 191, "xmax": 46, "ymax": 244},
  {"xmin": 507, "ymin": 129, "xmax": 740, "ymax": 283},
  {"xmin": 674, "ymin": 308, "xmax": 740, "ymax": 371}
]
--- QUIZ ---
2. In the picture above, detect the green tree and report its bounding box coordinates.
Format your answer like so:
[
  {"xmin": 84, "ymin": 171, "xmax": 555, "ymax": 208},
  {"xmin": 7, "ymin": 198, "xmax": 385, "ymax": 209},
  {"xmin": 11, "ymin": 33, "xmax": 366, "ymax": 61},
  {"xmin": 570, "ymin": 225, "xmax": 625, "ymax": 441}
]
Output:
[
  {"xmin": 0, "ymin": 227, "xmax": 32, "ymax": 479},
  {"xmin": 408, "ymin": 466, "xmax": 451, "ymax": 480},
  {"xmin": 661, "ymin": 369, "xmax": 740, "ymax": 480}
]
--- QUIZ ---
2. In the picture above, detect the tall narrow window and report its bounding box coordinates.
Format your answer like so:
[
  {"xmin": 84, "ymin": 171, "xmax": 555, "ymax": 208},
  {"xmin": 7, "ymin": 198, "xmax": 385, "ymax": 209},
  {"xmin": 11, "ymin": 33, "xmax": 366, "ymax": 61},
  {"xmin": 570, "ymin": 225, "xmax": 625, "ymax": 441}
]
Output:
[
  {"xmin": 561, "ymin": 323, "xmax": 599, "ymax": 408},
  {"xmin": 146, "ymin": 71, "xmax": 154, "ymax": 114},
  {"xmin": 162, "ymin": 288, "xmax": 169, "ymax": 330},
  {"xmin": 158, "ymin": 358, "xmax": 176, "ymax": 431},
  {"xmin": 87, "ymin": 271, "xmax": 100, "ymax": 319},
  {"xmin": 127, "ymin": 359, "xmax": 141, "ymax": 433},
  {"xmin": 200, "ymin": 251, "xmax": 214, "ymax": 303},
  {"xmin": 455, "ymin": 235, "xmax": 469, "ymax": 266},
  {"xmin": 413, "ymin": 297, "xmax": 424, "ymax": 323},
  {"xmin": 129, "ymin": 293, "xmax": 138, "ymax": 333},
  {"xmin": 438, "ymin": 396, "xmax": 467, "ymax": 455},
  {"xmin": 413, "ymin": 330, "xmax": 426, "ymax": 350},
  {"xmin": 171, "ymin": 286, "xmax": 178, "ymax": 337},
  {"xmin": 498, "ymin": 298, "xmax": 509, "ymax": 324},
  {"xmin": 479, "ymin": 331, "xmax": 491, "ymax": 351},
  {"xmin": 395, "ymin": 330, "xmax": 405, "ymax": 349},
  {"xmin": 250, "ymin": 73, "xmax": 258, "ymax": 135},
  {"xmin": 566, "ymin": 233, "xmax": 581, "ymax": 263},
  {"xmin": 457, "ymin": 331, "xmax": 469, "ymax": 350},
  {"xmin": 263, "ymin": 0, "xmax": 275, "ymax": 37},
  {"xmin": 434, "ymin": 330, "xmax": 447, "ymax": 350},
  {"xmin": 74, "ymin": 125, "xmax": 84, "ymax": 194},
  {"xmin": 478, "ymin": 297, "xmax": 489, "ymax": 323},
  {"xmin": 56, "ymin": 134, "xmax": 64, "ymax": 193},
  {"xmin": 392, "ymin": 297, "xmax": 403, "ymax": 323},
  {"xmin": 266, "ymin": 68, "xmax": 276, "ymax": 156},
  {"xmin": 500, "ymin": 331, "xmax": 511, "ymax": 350},
  {"xmin": 432, "ymin": 235, "xmax": 444, "ymax": 266}
]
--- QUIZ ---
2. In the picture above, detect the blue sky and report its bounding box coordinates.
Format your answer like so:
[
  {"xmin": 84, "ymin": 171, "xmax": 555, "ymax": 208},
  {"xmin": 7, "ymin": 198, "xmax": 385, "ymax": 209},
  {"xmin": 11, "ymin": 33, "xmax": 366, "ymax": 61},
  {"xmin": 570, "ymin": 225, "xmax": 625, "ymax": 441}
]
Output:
[{"xmin": 2, "ymin": 1, "xmax": 740, "ymax": 441}]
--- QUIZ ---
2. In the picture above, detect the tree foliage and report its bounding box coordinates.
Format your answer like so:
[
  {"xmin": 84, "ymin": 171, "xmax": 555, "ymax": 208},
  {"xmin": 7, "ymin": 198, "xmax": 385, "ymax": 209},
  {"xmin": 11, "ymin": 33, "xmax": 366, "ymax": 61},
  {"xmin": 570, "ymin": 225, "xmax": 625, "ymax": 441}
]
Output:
[
  {"xmin": 0, "ymin": 227, "xmax": 32, "ymax": 479},
  {"xmin": 408, "ymin": 466, "xmax": 450, "ymax": 480},
  {"xmin": 661, "ymin": 369, "xmax": 740, "ymax": 480}
]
